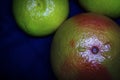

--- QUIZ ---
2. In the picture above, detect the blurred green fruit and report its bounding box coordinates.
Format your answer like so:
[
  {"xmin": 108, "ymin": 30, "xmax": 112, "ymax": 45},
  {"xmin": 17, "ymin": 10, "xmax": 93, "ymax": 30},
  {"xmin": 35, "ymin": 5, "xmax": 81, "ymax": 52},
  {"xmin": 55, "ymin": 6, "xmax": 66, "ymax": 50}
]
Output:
[
  {"xmin": 13, "ymin": 0, "xmax": 69, "ymax": 36},
  {"xmin": 51, "ymin": 13, "xmax": 120, "ymax": 80},
  {"xmin": 79, "ymin": 0, "xmax": 120, "ymax": 18}
]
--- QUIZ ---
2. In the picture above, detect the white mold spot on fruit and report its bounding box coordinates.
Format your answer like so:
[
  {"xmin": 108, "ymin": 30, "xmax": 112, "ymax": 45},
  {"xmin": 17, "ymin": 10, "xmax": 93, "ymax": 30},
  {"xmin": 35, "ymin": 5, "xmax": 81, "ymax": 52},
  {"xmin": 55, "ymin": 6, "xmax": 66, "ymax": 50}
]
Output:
[{"xmin": 76, "ymin": 34, "xmax": 111, "ymax": 64}]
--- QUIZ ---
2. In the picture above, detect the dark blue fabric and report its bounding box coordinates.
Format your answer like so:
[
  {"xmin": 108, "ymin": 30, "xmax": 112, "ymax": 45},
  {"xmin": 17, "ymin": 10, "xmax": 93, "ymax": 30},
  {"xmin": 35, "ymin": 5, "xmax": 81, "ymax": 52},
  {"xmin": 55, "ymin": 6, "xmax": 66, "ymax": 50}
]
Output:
[{"xmin": 0, "ymin": 0, "xmax": 119, "ymax": 80}]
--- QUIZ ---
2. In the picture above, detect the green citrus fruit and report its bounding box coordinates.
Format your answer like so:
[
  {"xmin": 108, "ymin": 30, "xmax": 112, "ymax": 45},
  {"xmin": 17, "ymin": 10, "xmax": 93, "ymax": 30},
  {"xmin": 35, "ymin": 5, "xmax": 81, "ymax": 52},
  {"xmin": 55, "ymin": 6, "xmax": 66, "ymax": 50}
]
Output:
[
  {"xmin": 13, "ymin": 0, "xmax": 69, "ymax": 36},
  {"xmin": 51, "ymin": 13, "xmax": 120, "ymax": 80},
  {"xmin": 79, "ymin": 0, "xmax": 120, "ymax": 18}
]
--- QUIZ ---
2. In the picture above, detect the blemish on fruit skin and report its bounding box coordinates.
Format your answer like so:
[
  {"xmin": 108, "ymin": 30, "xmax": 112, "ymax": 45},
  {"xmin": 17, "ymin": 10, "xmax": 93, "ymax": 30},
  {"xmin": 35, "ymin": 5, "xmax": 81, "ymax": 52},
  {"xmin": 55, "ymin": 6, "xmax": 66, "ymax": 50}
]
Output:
[
  {"xmin": 77, "ymin": 46, "xmax": 86, "ymax": 52},
  {"xmin": 70, "ymin": 39, "xmax": 75, "ymax": 48},
  {"xmin": 76, "ymin": 34, "xmax": 111, "ymax": 64}
]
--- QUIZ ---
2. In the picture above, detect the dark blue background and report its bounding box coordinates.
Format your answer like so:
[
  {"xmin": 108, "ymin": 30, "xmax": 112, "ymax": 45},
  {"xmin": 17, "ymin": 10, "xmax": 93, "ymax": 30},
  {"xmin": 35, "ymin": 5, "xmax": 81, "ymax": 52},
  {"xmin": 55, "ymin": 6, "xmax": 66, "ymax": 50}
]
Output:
[{"xmin": 0, "ymin": 0, "xmax": 120, "ymax": 80}]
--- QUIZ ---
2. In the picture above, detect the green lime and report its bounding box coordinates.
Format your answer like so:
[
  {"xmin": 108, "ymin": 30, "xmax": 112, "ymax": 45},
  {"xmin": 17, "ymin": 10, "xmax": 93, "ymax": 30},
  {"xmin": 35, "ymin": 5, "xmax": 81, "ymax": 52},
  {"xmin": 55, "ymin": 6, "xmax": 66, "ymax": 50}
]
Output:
[{"xmin": 13, "ymin": 0, "xmax": 69, "ymax": 36}]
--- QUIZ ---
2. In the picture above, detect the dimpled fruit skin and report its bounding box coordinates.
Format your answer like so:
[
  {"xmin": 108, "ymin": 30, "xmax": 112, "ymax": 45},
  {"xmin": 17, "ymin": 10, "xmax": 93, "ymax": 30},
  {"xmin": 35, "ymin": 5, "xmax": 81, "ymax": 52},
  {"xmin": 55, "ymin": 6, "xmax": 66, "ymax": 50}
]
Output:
[
  {"xmin": 13, "ymin": 0, "xmax": 69, "ymax": 36},
  {"xmin": 51, "ymin": 13, "xmax": 120, "ymax": 80},
  {"xmin": 79, "ymin": 0, "xmax": 120, "ymax": 18}
]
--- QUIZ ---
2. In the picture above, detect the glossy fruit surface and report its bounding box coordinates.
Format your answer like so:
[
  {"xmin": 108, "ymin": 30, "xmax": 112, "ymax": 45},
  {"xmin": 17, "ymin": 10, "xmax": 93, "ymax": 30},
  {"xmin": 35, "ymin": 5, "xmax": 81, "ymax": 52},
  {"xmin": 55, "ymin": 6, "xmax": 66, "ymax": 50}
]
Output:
[
  {"xmin": 13, "ymin": 0, "xmax": 69, "ymax": 36},
  {"xmin": 79, "ymin": 0, "xmax": 120, "ymax": 18},
  {"xmin": 51, "ymin": 13, "xmax": 120, "ymax": 80}
]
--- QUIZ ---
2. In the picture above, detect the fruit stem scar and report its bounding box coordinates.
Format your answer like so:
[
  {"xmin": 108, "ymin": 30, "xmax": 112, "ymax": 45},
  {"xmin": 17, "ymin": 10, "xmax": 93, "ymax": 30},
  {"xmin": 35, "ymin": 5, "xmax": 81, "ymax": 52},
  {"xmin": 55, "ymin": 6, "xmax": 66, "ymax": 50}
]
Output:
[{"xmin": 91, "ymin": 46, "xmax": 99, "ymax": 54}]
